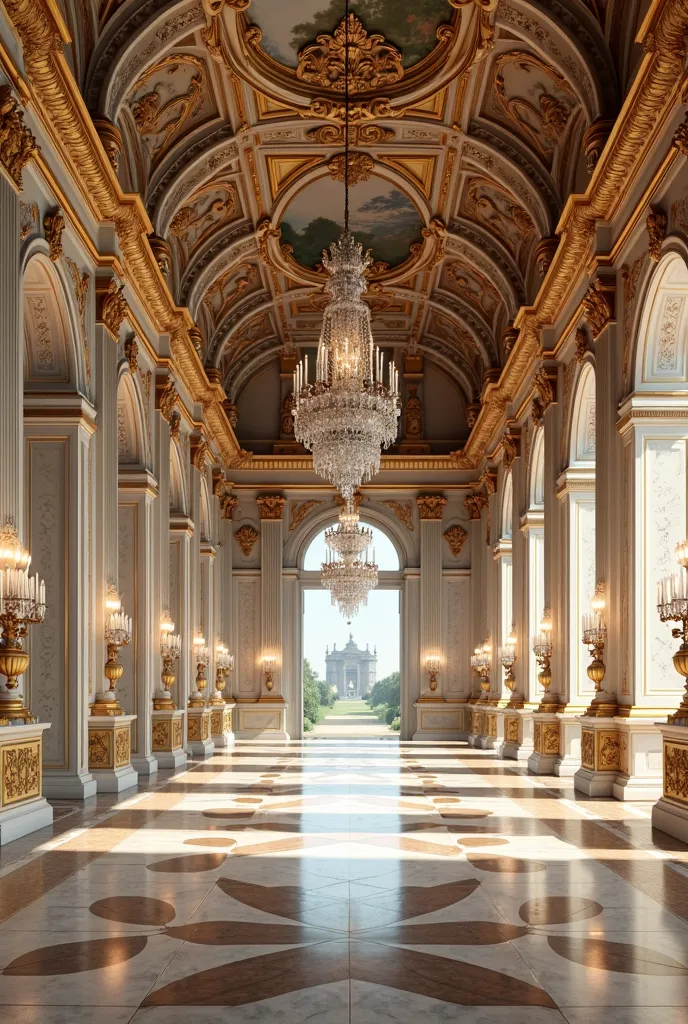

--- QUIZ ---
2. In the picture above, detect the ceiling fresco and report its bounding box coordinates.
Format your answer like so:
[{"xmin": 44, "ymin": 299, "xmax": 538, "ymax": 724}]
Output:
[{"xmin": 79, "ymin": 0, "xmax": 622, "ymax": 449}]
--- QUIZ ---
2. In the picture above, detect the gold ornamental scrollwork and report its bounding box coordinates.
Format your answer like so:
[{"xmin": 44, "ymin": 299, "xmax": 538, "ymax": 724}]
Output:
[
  {"xmin": 381, "ymin": 500, "xmax": 414, "ymax": 531},
  {"xmin": 156, "ymin": 376, "xmax": 179, "ymax": 422},
  {"xmin": 0, "ymin": 85, "xmax": 38, "ymax": 190},
  {"xmin": 191, "ymin": 435, "xmax": 212, "ymax": 472},
  {"xmin": 296, "ymin": 14, "xmax": 404, "ymax": 94},
  {"xmin": 464, "ymin": 492, "xmax": 487, "ymax": 520},
  {"xmin": 235, "ymin": 524, "xmax": 259, "ymax": 557},
  {"xmin": 43, "ymin": 209, "xmax": 64, "ymax": 261},
  {"xmin": 531, "ymin": 366, "xmax": 555, "ymax": 427},
  {"xmin": 647, "ymin": 208, "xmax": 668, "ymax": 262},
  {"xmin": 501, "ymin": 430, "xmax": 519, "ymax": 467},
  {"xmin": 416, "ymin": 495, "xmax": 447, "ymax": 520},
  {"xmin": 664, "ymin": 741, "xmax": 688, "ymax": 801},
  {"xmin": 2, "ymin": 741, "xmax": 41, "ymax": 804},
  {"xmin": 289, "ymin": 500, "xmax": 324, "ymax": 532},
  {"xmin": 444, "ymin": 523, "xmax": 467, "ymax": 556},
  {"xmin": 98, "ymin": 279, "xmax": 128, "ymax": 339},
  {"xmin": 328, "ymin": 152, "xmax": 374, "ymax": 185},
  {"xmin": 583, "ymin": 278, "xmax": 615, "ymax": 341}
]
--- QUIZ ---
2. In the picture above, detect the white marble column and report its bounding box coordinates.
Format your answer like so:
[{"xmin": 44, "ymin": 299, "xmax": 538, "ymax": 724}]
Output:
[
  {"xmin": 283, "ymin": 567, "xmax": 301, "ymax": 738},
  {"xmin": 402, "ymin": 568, "xmax": 420, "ymax": 741},
  {"xmin": 118, "ymin": 471, "xmax": 158, "ymax": 775},
  {"xmin": 24, "ymin": 399, "xmax": 97, "ymax": 798},
  {"xmin": 170, "ymin": 515, "xmax": 193, "ymax": 719},
  {"xmin": 0, "ymin": 172, "xmax": 22, "ymax": 530}
]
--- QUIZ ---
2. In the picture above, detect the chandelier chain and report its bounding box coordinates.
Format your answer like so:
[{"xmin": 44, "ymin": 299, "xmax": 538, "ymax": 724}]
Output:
[{"xmin": 344, "ymin": 0, "xmax": 350, "ymax": 233}]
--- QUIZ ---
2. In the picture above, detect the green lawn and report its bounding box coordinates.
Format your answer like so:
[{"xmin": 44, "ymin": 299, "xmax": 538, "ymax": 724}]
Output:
[{"xmin": 323, "ymin": 699, "xmax": 377, "ymax": 718}]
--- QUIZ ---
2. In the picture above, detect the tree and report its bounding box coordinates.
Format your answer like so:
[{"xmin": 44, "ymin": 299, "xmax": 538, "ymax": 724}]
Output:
[
  {"xmin": 367, "ymin": 671, "xmax": 400, "ymax": 709},
  {"xmin": 303, "ymin": 658, "xmax": 324, "ymax": 728}
]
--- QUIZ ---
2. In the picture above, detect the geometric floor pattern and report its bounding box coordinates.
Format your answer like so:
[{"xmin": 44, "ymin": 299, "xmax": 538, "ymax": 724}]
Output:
[{"xmin": 1, "ymin": 739, "xmax": 688, "ymax": 1022}]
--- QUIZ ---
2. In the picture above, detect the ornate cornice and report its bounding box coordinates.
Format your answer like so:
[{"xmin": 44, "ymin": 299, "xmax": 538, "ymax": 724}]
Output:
[
  {"xmin": 416, "ymin": 495, "xmax": 447, "ymax": 520},
  {"xmin": 256, "ymin": 495, "xmax": 286, "ymax": 520}
]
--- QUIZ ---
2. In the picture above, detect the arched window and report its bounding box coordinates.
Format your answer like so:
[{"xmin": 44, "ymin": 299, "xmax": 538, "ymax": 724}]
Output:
[{"xmin": 303, "ymin": 522, "xmax": 400, "ymax": 571}]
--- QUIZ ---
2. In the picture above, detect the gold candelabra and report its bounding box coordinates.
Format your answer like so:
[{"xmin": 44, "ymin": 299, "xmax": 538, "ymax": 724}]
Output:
[
  {"xmin": 210, "ymin": 643, "xmax": 234, "ymax": 705},
  {"xmin": 499, "ymin": 628, "xmax": 521, "ymax": 706},
  {"xmin": 658, "ymin": 542, "xmax": 688, "ymax": 724},
  {"xmin": 532, "ymin": 612, "xmax": 555, "ymax": 709},
  {"xmin": 470, "ymin": 641, "xmax": 492, "ymax": 700},
  {"xmin": 0, "ymin": 522, "xmax": 46, "ymax": 723},
  {"xmin": 189, "ymin": 630, "xmax": 209, "ymax": 708},
  {"xmin": 154, "ymin": 610, "xmax": 181, "ymax": 710},
  {"xmin": 93, "ymin": 584, "xmax": 131, "ymax": 716}
]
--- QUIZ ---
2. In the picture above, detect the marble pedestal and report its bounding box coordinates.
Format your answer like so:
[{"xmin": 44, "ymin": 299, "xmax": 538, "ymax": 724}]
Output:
[
  {"xmin": 499, "ymin": 709, "xmax": 534, "ymax": 761},
  {"xmin": 235, "ymin": 699, "xmax": 289, "ymax": 741},
  {"xmin": 187, "ymin": 707, "xmax": 214, "ymax": 758},
  {"xmin": 652, "ymin": 722, "xmax": 688, "ymax": 842},
  {"xmin": 88, "ymin": 714, "xmax": 138, "ymax": 793},
  {"xmin": 0, "ymin": 722, "xmax": 53, "ymax": 845},
  {"xmin": 467, "ymin": 704, "xmax": 487, "ymax": 747},
  {"xmin": 573, "ymin": 716, "xmax": 618, "ymax": 796},
  {"xmin": 613, "ymin": 718, "xmax": 663, "ymax": 800},
  {"xmin": 528, "ymin": 712, "xmax": 561, "ymax": 774},
  {"xmin": 553, "ymin": 713, "xmax": 583, "ymax": 777},
  {"xmin": 210, "ymin": 700, "xmax": 235, "ymax": 749},
  {"xmin": 480, "ymin": 706, "xmax": 503, "ymax": 750},
  {"xmin": 151, "ymin": 709, "xmax": 187, "ymax": 769},
  {"xmin": 412, "ymin": 700, "xmax": 468, "ymax": 741}
]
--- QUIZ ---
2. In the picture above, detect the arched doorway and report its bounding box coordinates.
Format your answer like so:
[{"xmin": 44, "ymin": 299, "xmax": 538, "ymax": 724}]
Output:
[{"xmin": 297, "ymin": 516, "xmax": 403, "ymax": 740}]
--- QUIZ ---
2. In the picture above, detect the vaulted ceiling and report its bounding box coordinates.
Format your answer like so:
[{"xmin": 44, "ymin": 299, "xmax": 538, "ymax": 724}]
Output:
[{"xmin": 66, "ymin": 0, "xmax": 645, "ymax": 446}]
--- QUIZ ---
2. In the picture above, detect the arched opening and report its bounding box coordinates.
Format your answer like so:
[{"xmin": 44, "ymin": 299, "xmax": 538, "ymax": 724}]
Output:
[
  {"xmin": 299, "ymin": 517, "xmax": 403, "ymax": 741},
  {"xmin": 524, "ymin": 427, "xmax": 545, "ymax": 704},
  {"xmin": 496, "ymin": 472, "xmax": 513, "ymax": 671}
]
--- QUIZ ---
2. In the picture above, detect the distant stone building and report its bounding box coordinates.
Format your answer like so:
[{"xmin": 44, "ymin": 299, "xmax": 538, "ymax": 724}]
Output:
[{"xmin": 325, "ymin": 634, "xmax": 377, "ymax": 698}]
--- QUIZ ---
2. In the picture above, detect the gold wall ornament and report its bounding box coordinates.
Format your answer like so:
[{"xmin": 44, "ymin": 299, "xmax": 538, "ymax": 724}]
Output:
[
  {"xmin": 221, "ymin": 494, "xmax": 239, "ymax": 520},
  {"xmin": 64, "ymin": 257, "xmax": 90, "ymax": 383},
  {"xmin": 574, "ymin": 327, "xmax": 588, "ymax": 364},
  {"xmin": 256, "ymin": 495, "xmax": 286, "ymax": 520},
  {"xmin": 381, "ymin": 500, "xmax": 414, "ymax": 531},
  {"xmin": 19, "ymin": 200, "xmax": 38, "ymax": 239},
  {"xmin": 130, "ymin": 54, "xmax": 205, "ymax": 163},
  {"xmin": 581, "ymin": 728, "xmax": 594, "ymax": 769},
  {"xmin": 501, "ymin": 430, "xmax": 519, "ymax": 467},
  {"xmin": 416, "ymin": 495, "xmax": 447, "ymax": 520},
  {"xmin": 583, "ymin": 277, "xmax": 615, "ymax": 340},
  {"xmin": 583, "ymin": 117, "xmax": 614, "ymax": 171},
  {"xmin": 114, "ymin": 727, "xmax": 130, "ymax": 768},
  {"xmin": 647, "ymin": 208, "xmax": 668, "ymax": 262},
  {"xmin": 464, "ymin": 492, "xmax": 487, "ymax": 520},
  {"xmin": 493, "ymin": 52, "xmax": 574, "ymax": 163},
  {"xmin": 124, "ymin": 338, "xmax": 138, "ymax": 372},
  {"xmin": 328, "ymin": 152, "xmax": 374, "ymax": 184},
  {"xmin": 191, "ymin": 435, "xmax": 211, "ymax": 472},
  {"xmin": 0, "ymin": 85, "xmax": 38, "ymax": 190},
  {"xmin": 156, "ymin": 376, "xmax": 178, "ymax": 421},
  {"xmin": 2, "ymin": 741, "xmax": 41, "ymax": 804},
  {"xmin": 535, "ymin": 235, "xmax": 559, "ymax": 276},
  {"xmin": 444, "ymin": 523, "xmax": 467, "ymax": 556},
  {"xmin": 235, "ymin": 524, "xmax": 259, "ymax": 556},
  {"xmin": 43, "ymin": 209, "xmax": 64, "ymax": 261},
  {"xmin": 289, "ymin": 500, "xmax": 324, "ymax": 532},
  {"xmin": 152, "ymin": 720, "xmax": 171, "ymax": 751},
  {"xmin": 308, "ymin": 122, "xmax": 395, "ymax": 146},
  {"xmin": 505, "ymin": 716, "xmax": 519, "ymax": 743},
  {"xmin": 88, "ymin": 730, "xmax": 112, "ymax": 769},
  {"xmin": 296, "ymin": 13, "xmax": 404, "ymax": 94},
  {"xmin": 92, "ymin": 116, "xmax": 121, "ymax": 172},
  {"xmin": 531, "ymin": 366, "xmax": 555, "ymax": 426},
  {"xmin": 672, "ymin": 111, "xmax": 688, "ymax": 155},
  {"xmin": 502, "ymin": 323, "xmax": 518, "ymax": 357},
  {"xmin": 479, "ymin": 467, "xmax": 497, "ymax": 496},
  {"xmin": 149, "ymin": 234, "xmax": 172, "ymax": 275},
  {"xmin": 98, "ymin": 279, "xmax": 128, "ymax": 339},
  {"xmin": 169, "ymin": 410, "xmax": 181, "ymax": 440}
]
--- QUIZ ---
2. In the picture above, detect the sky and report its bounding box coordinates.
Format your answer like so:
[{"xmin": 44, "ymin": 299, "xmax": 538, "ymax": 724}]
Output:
[{"xmin": 302, "ymin": 525, "xmax": 401, "ymax": 682}]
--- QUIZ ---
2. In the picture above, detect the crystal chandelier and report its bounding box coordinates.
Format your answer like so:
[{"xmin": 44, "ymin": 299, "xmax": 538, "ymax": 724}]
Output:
[
  {"xmin": 292, "ymin": 0, "xmax": 400, "ymax": 502},
  {"xmin": 321, "ymin": 503, "xmax": 378, "ymax": 623}
]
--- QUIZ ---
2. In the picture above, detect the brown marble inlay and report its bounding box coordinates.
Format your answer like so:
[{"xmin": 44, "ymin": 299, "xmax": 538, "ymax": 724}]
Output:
[
  {"xmin": 457, "ymin": 837, "xmax": 509, "ymax": 848},
  {"xmin": 519, "ymin": 896, "xmax": 603, "ymax": 924},
  {"xmin": 147, "ymin": 853, "xmax": 227, "ymax": 873},
  {"xmin": 164, "ymin": 921, "xmax": 334, "ymax": 944},
  {"xmin": 547, "ymin": 935, "xmax": 688, "ymax": 975},
  {"xmin": 183, "ymin": 837, "xmax": 238, "ymax": 849},
  {"xmin": 3, "ymin": 936, "xmax": 148, "ymax": 976},
  {"xmin": 360, "ymin": 921, "xmax": 530, "ymax": 944},
  {"xmin": 90, "ymin": 896, "xmax": 176, "ymax": 926},
  {"xmin": 466, "ymin": 854, "xmax": 547, "ymax": 873}
]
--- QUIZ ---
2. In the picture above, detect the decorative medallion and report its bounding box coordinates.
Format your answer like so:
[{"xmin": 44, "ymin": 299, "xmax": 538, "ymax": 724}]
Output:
[
  {"xmin": 328, "ymin": 152, "xmax": 374, "ymax": 184},
  {"xmin": 296, "ymin": 14, "xmax": 404, "ymax": 94},
  {"xmin": 444, "ymin": 524, "xmax": 467, "ymax": 557},
  {"xmin": 235, "ymin": 524, "xmax": 259, "ymax": 557}
]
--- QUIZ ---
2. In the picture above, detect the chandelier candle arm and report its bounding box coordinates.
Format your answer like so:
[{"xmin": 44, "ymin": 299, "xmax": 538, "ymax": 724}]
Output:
[
  {"xmin": 657, "ymin": 544, "xmax": 688, "ymax": 723},
  {"xmin": 0, "ymin": 523, "xmax": 46, "ymax": 722}
]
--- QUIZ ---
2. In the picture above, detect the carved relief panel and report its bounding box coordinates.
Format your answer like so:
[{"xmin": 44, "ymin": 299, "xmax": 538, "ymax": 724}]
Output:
[{"xmin": 236, "ymin": 577, "xmax": 260, "ymax": 697}]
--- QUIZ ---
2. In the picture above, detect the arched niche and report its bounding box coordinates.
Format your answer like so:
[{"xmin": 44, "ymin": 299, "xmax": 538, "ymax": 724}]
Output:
[
  {"xmin": 169, "ymin": 438, "xmax": 188, "ymax": 515},
  {"xmin": 569, "ymin": 362, "xmax": 596, "ymax": 467},
  {"xmin": 529, "ymin": 427, "xmax": 545, "ymax": 508},
  {"xmin": 634, "ymin": 250, "xmax": 688, "ymax": 392},
  {"xmin": 116, "ymin": 371, "xmax": 148, "ymax": 467},
  {"xmin": 23, "ymin": 253, "xmax": 84, "ymax": 392}
]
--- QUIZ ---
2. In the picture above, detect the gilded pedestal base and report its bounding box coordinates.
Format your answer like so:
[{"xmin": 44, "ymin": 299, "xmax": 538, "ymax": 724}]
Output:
[
  {"xmin": 652, "ymin": 723, "xmax": 688, "ymax": 843},
  {"xmin": 87, "ymin": 714, "xmax": 138, "ymax": 793},
  {"xmin": 210, "ymin": 700, "xmax": 235, "ymax": 749},
  {"xmin": 0, "ymin": 722, "xmax": 52, "ymax": 845},
  {"xmin": 527, "ymin": 713, "xmax": 561, "ymax": 774},
  {"xmin": 412, "ymin": 701, "xmax": 468, "ymax": 741},
  {"xmin": 187, "ymin": 708, "xmax": 214, "ymax": 758},
  {"xmin": 498, "ymin": 709, "xmax": 534, "ymax": 761},
  {"xmin": 573, "ymin": 717, "xmax": 619, "ymax": 796},
  {"xmin": 151, "ymin": 709, "xmax": 187, "ymax": 769}
]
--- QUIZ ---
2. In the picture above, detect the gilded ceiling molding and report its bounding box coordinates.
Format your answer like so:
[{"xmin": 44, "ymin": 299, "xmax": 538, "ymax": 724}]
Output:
[
  {"xmin": 234, "ymin": 523, "xmax": 258, "ymax": 557},
  {"xmin": 380, "ymin": 500, "xmax": 414, "ymax": 531},
  {"xmin": 328, "ymin": 152, "xmax": 374, "ymax": 184},
  {"xmin": 416, "ymin": 495, "xmax": 447, "ymax": 520},
  {"xmin": 646, "ymin": 208, "xmax": 668, "ymax": 262},
  {"xmin": 493, "ymin": 51, "xmax": 575, "ymax": 162},
  {"xmin": 289, "ymin": 500, "xmax": 324, "ymax": 532},
  {"xmin": 296, "ymin": 14, "xmax": 404, "ymax": 94},
  {"xmin": 0, "ymin": 85, "xmax": 38, "ymax": 189},
  {"xmin": 43, "ymin": 209, "xmax": 64, "ymax": 261},
  {"xmin": 307, "ymin": 122, "xmax": 395, "ymax": 146},
  {"xmin": 444, "ymin": 523, "xmax": 468, "ymax": 557}
]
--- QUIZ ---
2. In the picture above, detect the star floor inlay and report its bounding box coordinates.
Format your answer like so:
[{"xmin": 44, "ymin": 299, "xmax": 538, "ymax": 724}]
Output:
[{"xmin": 0, "ymin": 739, "xmax": 687, "ymax": 1020}]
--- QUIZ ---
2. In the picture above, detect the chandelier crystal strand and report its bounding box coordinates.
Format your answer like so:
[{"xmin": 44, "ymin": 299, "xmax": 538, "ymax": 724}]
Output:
[
  {"xmin": 321, "ymin": 502, "xmax": 379, "ymax": 623},
  {"xmin": 291, "ymin": 0, "xmax": 400, "ymax": 500}
]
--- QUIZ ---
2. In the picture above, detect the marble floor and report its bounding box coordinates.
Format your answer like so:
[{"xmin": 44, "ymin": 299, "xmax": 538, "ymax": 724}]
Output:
[{"xmin": 1, "ymin": 740, "xmax": 688, "ymax": 1023}]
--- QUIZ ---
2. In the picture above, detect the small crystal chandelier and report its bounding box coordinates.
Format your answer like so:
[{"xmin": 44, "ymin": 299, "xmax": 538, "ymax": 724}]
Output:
[
  {"xmin": 321, "ymin": 503, "xmax": 378, "ymax": 623},
  {"xmin": 292, "ymin": 0, "xmax": 400, "ymax": 501}
]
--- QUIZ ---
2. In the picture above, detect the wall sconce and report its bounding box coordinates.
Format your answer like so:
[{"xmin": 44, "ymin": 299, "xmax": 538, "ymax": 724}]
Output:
[
  {"xmin": 470, "ymin": 640, "xmax": 492, "ymax": 697},
  {"xmin": 582, "ymin": 584, "xmax": 607, "ymax": 696},
  {"xmin": 426, "ymin": 656, "xmax": 440, "ymax": 691},
  {"xmin": 93, "ymin": 583, "xmax": 131, "ymax": 715},
  {"xmin": 532, "ymin": 611, "xmax": 553, "ymax": 701},
  {"xmin": 211, "ymin": 642, "xmax": 234, "ymax": 705},
  {"xmin": 155, "ymin": 610, "xmax": 181, "ymax": 710},
  {"xmin": 657, "ymin": 542, "xmax": 688, "ymax": 723},
  {"xmin": 263, "ymin": 656, "xmax": 276, "ymax": 691},
  {"xmin": 0, "ymin": 520, "xmax": 45, "ymax": 722},
  {"xmin": 499, "ymin": 626, "xmax": 517, "ymax": 692}
]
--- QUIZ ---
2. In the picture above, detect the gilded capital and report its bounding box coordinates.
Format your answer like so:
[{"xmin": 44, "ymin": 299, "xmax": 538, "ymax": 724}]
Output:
[
  {"xmin": 416, "ymin": 495, "xmax": 447, "ymax": 520},
  {"xmin": 464, "ymin": 493, "xmax": 487, "ymax": 520},
  {"xmin": 0, "ymin": 86, "xmax": 38, "ymax": 190},
  {"xmin": 221, "ymin": 495, "xmax": 239, "ymax": 520},
  {"xmin": 257, "ymin": 495, "xmax": 286, "ymax": 520},
  {"xmin": 583, "ymin": 277, "xmax": 615, "ymax": 341},
  {"xmin": 98, "ymin": 279, "xmax": 128, "ymax": 339},
  {"xmin": 191, "ymin": 435, "xmax": 212, "ymax": 472},
  {"xmin": 156, "ymin": 376, "xmax": 179, "ymax": 422}
]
